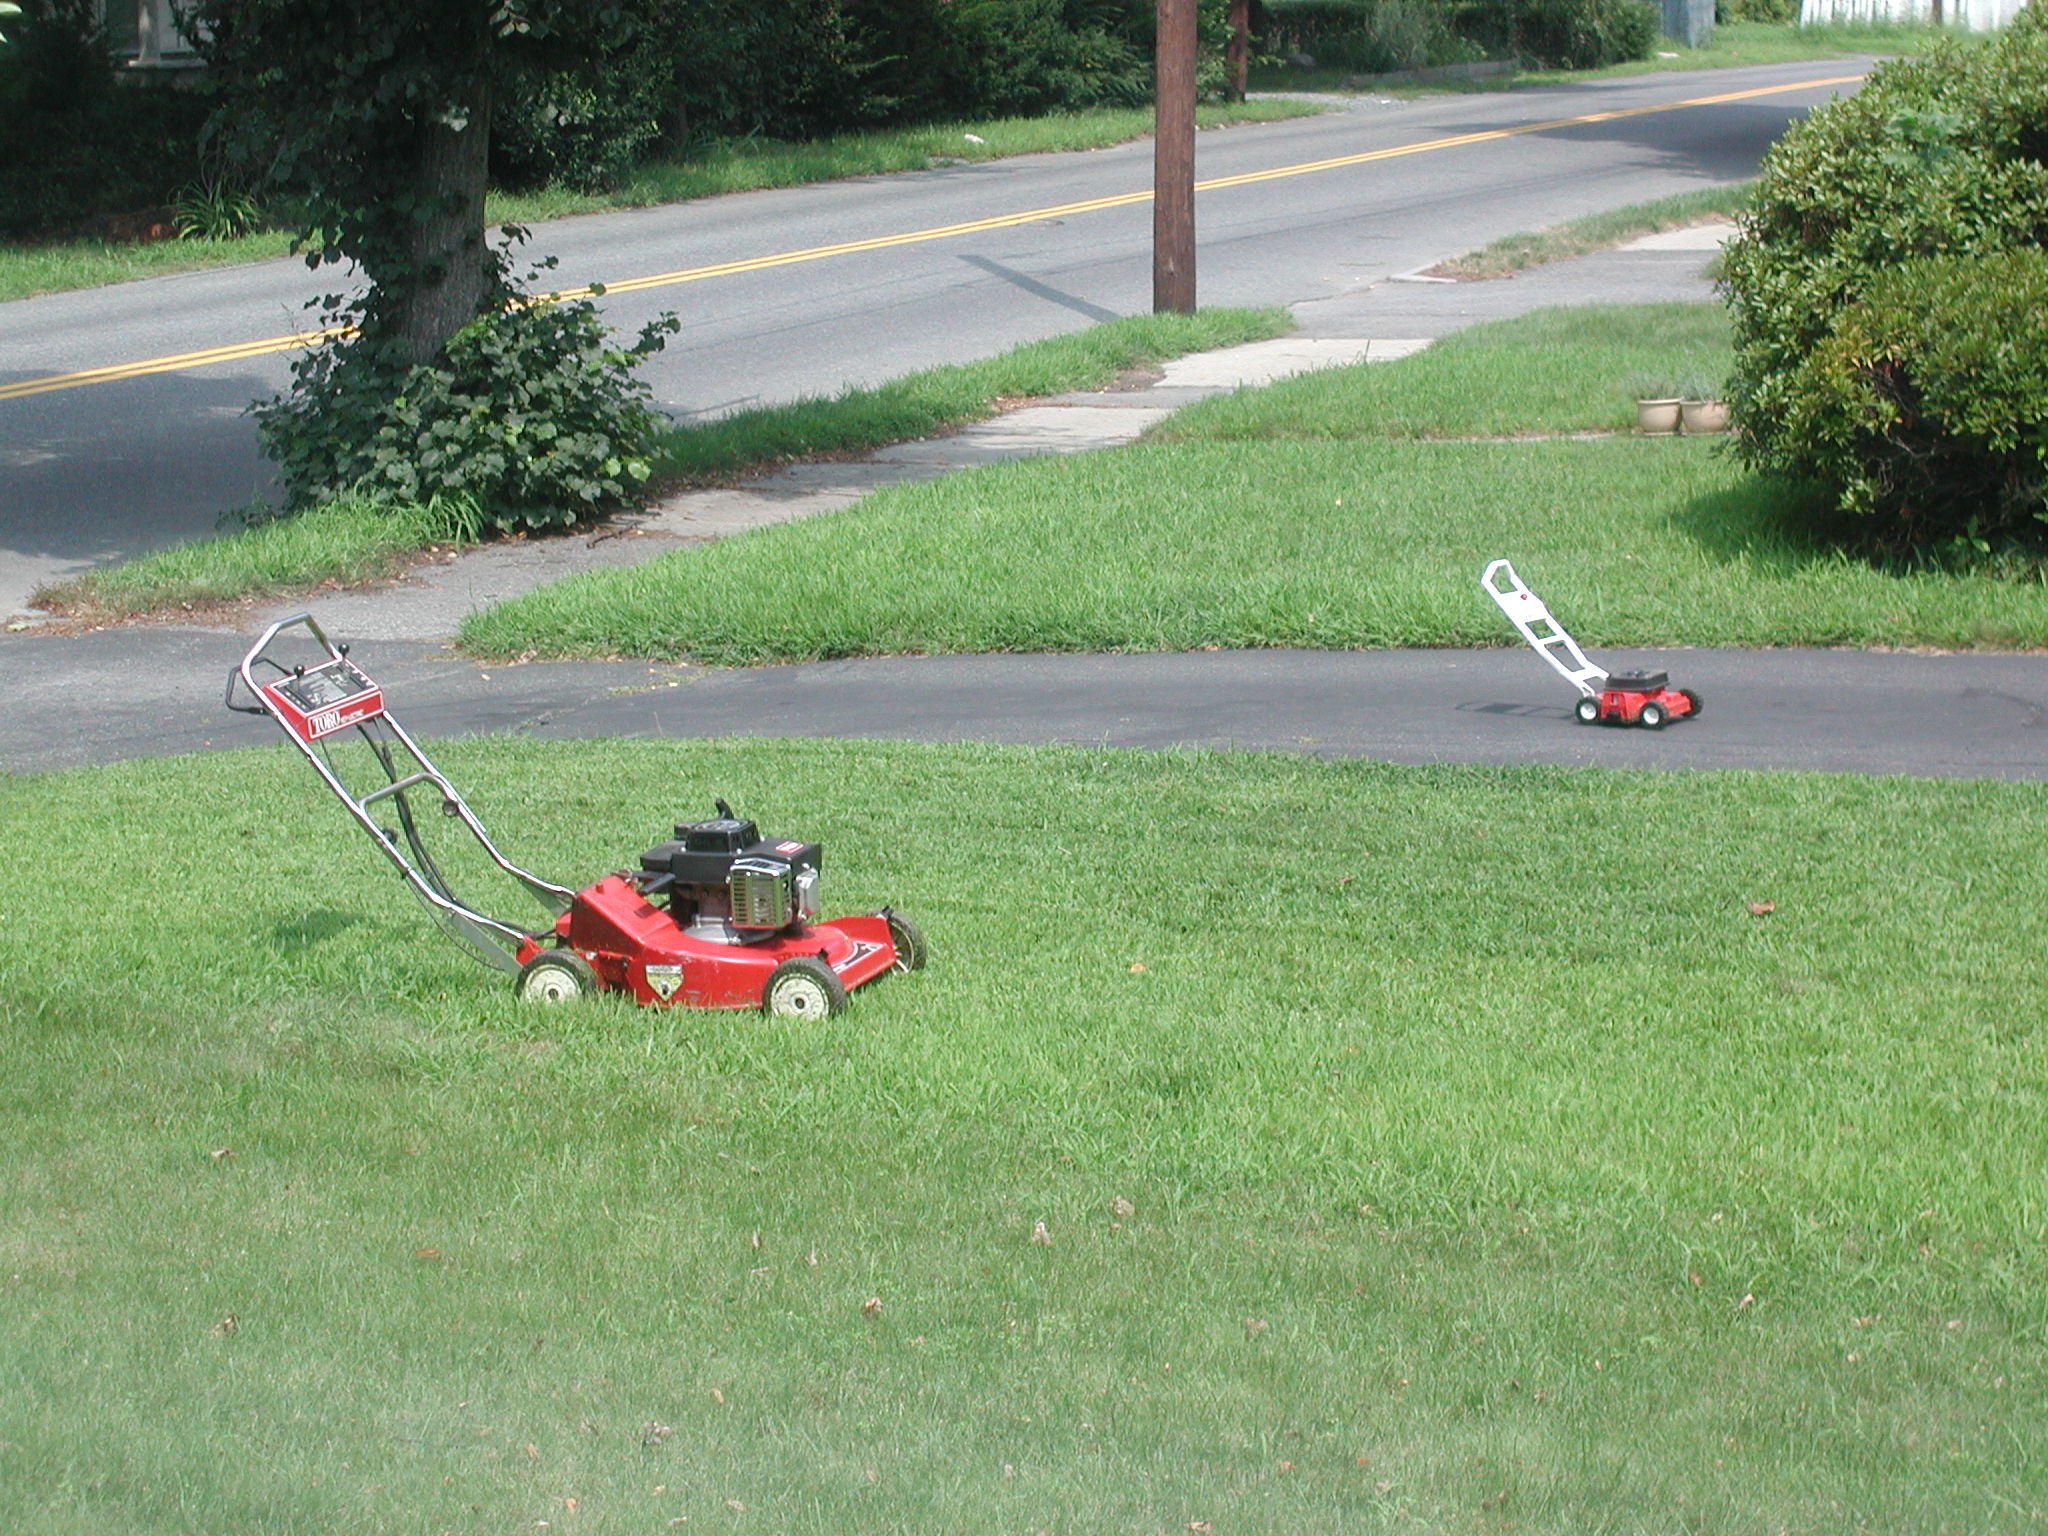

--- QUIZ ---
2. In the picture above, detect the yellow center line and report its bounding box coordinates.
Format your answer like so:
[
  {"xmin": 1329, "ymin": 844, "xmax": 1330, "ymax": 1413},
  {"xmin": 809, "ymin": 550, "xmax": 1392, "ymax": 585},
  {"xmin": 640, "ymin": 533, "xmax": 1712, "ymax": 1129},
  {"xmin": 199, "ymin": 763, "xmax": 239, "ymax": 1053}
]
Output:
[
  {"xmin": 1, "ymin": 72, "xmax": 1861, "ymax": 405},
  {"xmin": 0, "ymin": 326, "xmax": 346, "ymax": 402}
]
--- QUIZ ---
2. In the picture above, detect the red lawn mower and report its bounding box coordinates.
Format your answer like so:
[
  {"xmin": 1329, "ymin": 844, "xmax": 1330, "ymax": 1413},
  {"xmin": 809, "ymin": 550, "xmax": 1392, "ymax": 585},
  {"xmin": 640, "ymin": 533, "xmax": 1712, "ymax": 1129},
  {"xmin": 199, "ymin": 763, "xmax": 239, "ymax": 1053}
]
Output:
[
  {"xmin": 1481, "ymin": 559, "xmax": 1700, "ymax": 729},
  {"xmin": 228, "ymin": 614, "xmax": 924, "ymax": 1016}
]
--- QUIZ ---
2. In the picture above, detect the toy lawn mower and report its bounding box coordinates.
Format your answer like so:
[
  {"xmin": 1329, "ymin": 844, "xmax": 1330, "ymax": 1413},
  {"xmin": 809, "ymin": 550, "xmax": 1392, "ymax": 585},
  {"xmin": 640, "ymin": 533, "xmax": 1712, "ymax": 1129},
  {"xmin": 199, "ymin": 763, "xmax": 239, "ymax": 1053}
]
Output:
[
  {"xmin": 1480, "ymin": 559, "xmax": 1700, "ymax": 729},
  {"xmin": 227, "ymin": 614, "xmax": 924, "ymax": 1016}
]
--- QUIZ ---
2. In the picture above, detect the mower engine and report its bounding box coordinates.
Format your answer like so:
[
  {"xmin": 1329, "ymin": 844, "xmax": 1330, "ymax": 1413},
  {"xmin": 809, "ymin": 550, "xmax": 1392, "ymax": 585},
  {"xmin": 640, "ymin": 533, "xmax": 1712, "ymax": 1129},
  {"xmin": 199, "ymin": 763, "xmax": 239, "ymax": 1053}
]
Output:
[
  {"xmin": 524, "ymin": 797, "xmax": 922, "ymax": 1016},
  {"xmin": 637, "ymin": 802, "xmax": 823, "ymax": 941}
]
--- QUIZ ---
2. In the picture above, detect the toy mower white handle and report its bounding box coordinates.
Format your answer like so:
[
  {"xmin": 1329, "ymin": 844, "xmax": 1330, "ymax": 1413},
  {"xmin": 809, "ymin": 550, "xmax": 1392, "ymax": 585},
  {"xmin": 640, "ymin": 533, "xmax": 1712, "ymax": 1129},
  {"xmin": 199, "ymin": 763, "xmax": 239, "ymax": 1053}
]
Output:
[{"xmin": 1480, "ymin": 559, "xmax": 1608, "ymax": 698}]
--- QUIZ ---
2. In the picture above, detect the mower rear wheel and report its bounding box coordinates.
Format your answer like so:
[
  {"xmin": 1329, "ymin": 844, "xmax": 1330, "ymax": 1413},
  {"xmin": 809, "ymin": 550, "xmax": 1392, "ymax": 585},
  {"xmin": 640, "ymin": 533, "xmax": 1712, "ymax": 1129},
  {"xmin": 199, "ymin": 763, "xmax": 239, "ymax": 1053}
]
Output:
[
  {"xmin": 1638, "ymin": 700, "xmax": 1667, "ymax": 730},
  {"xmin": 884, "ymin": 909, "xmax": 928, "ymax": 972},
  {"xmin": 764, "ymin": 956, "xmax": 847, "ymax": 1019},
  {"xmin": 1575, "ymin": 697, "xmax": 1601, "ymax": 725},
  {"xmin": 517, "ymin": 948, "xmax": 598, "ymax": 1003}
]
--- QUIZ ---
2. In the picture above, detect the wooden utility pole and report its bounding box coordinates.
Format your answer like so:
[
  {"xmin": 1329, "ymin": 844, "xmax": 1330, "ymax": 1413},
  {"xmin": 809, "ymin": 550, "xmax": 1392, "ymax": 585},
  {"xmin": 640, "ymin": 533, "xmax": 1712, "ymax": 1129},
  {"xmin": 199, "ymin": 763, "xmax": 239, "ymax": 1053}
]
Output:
[
  {"xmin": 1226, "ymin": 0, "xmax": 1249, "ymax": 103},
  {"xmin": 1153, "ymin": 0, "xmax": 1197, "ymax": 315}
]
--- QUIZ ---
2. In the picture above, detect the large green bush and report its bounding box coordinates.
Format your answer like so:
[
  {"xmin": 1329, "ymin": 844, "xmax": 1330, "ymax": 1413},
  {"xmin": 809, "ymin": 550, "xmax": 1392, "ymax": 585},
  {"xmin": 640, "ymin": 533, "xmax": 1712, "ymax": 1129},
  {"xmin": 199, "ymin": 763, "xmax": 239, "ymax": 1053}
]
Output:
[
  {"xmin": 257, "ymin": 274, "xmax": 678, "ymax": 533},
  {"xmin": 1721, "ymin": 10, "xmax": 2048, "ymax": 552},
  {"xmin": 833, "ymin": 0, "xmax": 1154, "ymax": 125},
  {"xmin": 1461, "ymin": 0, "xmax": 1657, "ymax": 69},
  {"xmin": 491, "ymin": 0, "xmax": 1158, "ymax": 187},
  {"xmin": 1771, "ymin": 249, "xmax": 2048, "ymax": 546},
  {"xmin": 1258, "ymin": 0, "xmax": 1486, "ymax": 74},
  {"xmin": 492, "ymin": 0, "xmax": 869, "ymax": 189}
]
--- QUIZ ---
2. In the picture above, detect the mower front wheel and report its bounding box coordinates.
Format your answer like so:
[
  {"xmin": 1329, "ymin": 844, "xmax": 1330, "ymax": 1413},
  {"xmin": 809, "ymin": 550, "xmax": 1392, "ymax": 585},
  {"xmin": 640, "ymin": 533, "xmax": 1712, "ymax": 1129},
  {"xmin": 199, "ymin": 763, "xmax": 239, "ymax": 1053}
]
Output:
[
  {"xmin": 763, "ymin": 956, "xmax": 847, "ymax": 1019},
  {"xmin": 883, "ymin": 909, "xmax": 928, "ymax": 973},
  {"xmin": 1638, "ymin": 700, "xmax": 1667, "ymax": 730},
  {"xmin": 1681, "ymin": 687, "xmax": 1702, "ymax": 719},
  {"xmin": 517, "ymin": 949, "xmax": 598, "ymax": 1004}
]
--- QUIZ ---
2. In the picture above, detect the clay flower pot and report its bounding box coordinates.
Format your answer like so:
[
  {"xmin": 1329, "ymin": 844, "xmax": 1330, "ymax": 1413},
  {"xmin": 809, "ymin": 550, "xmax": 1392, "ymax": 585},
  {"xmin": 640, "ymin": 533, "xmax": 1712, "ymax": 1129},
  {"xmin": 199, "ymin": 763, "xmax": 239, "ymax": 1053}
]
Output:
[
  {"xmin": 1636, "ymin": 397, "xmax": 1683, "ymax": 435},
  {"xmin": 1681, "ymin": 398, "xmax": 1730, "ymax": 434}
]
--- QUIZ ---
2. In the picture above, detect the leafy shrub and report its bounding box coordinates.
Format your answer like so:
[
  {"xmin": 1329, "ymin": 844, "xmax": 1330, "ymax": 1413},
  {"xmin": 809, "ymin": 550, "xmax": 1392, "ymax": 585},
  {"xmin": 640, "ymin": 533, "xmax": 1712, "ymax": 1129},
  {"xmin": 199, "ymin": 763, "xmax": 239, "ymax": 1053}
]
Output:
[
  {"xmin": 170, "ymin": 173, "xmax": 264, "ymax": 240},
  {"xmin": 1462, "ymin": 0, "xmax": 1657, "ymax": 69},
  {"xmin": 1260, "ymin": 0, "xmax": 1486, "ymax": 73},
  {"xmin": 491, "ymin": 72, "xmax": 667, "ymax": 194},
  {"xmin": 1722, "ymin": 20, "xmax": 2048, "ymax": 551},
  {"xmin": 489, "ymin": 0, "xmax": 1159, "ymax": 184},
  {"xmin": 492, "ymin": 0, "xmax": 873, "ymax": 190},
  {"xmin": 1717, "ymin": 0, "xmax": 1795, "ymax": 22},
  {"xmin": 956, "ymin": 0, "xmax": 1155, "ymax": 114},
  {"xmin": 258, "ymin": 286, "xmax": 679, "ymax": 534},
  {"xmin": 1760, "ymin": 251, "xmax": 2048, "ymax": 553},
  {"xmin": 835, "ymin": 0, "xmax": 1156, "ymax": 125}
]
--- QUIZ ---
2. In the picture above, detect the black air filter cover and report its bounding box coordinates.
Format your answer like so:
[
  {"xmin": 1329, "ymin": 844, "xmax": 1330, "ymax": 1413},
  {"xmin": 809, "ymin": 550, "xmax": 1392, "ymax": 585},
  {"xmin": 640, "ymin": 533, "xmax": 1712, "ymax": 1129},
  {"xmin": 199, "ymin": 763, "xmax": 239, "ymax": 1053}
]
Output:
[{"xmin": 680, "ymin": 815, "xmax": 757, "ymax": 852}]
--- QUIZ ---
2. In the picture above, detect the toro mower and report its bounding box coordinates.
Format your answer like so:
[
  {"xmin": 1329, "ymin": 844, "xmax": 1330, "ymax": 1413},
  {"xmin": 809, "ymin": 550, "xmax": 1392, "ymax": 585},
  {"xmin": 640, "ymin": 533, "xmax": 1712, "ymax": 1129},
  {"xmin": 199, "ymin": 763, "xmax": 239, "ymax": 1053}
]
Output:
[
  {"xmin": 1480, "ymin": 559, "xmax": 1700, "ymax": 729},
  {"xmin": 227, "ymin": 614, "xmax": 924, "ymax": 1016}
]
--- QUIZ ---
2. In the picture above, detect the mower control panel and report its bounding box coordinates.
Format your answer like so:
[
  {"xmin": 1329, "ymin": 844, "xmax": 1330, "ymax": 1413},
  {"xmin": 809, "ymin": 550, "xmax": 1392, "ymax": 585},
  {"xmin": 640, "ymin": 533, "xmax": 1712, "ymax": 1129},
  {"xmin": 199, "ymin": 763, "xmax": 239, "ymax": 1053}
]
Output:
[{"xmin": 264, "ymin": 655, "xmax": 384, "ymax": 741}]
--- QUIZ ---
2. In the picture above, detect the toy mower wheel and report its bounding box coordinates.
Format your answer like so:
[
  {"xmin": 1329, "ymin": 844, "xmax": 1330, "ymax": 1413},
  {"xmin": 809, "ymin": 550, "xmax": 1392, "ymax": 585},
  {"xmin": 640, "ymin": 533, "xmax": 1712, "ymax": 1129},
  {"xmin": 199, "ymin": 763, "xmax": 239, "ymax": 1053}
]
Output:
[
  {"xmin": 1638, "ymin": 700, "xmax": 1667, "ymax": 730},
  {"xmin": 883, "ymin": 909, "xmax": 928, "ymax": 973},
  {"xmin": 517, "ymin": 948, "xmax": 598, "ymax": 1003},
  {"xmin": 1574, "ymin": 696, "xmax": 1601, "ymax": 725},
  {"xmin": 1681, "ymin": 687, "xmax": 1702, "ymax": 719},
  {"xmin": 763, "ymin": 956, "xmax": 847, "ymax": 1019}
]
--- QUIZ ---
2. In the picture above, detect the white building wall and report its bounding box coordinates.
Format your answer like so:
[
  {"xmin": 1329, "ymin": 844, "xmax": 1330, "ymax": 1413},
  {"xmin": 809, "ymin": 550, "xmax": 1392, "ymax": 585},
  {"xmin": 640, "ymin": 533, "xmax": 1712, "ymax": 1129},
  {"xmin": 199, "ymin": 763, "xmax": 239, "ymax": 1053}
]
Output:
[{"xmin": 1799, "ymin": 0, "xmax": 2026, "ymax": 29}]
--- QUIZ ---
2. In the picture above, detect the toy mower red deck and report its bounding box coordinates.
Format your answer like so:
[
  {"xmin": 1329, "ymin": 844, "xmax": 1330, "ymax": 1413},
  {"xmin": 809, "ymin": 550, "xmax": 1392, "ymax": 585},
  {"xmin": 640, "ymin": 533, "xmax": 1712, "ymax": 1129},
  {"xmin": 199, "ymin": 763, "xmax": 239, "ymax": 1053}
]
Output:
[
  {"xmin": 1573, "ymin": 669, "xmax": 1700, "ymax": 730},
  {"xmin": 1481, "ymin": 559, "xmax": 1701, "ymax": 730},
  {"xmin": 229, "ymin": 614, "xmax": 924, "ymax": 1016}
]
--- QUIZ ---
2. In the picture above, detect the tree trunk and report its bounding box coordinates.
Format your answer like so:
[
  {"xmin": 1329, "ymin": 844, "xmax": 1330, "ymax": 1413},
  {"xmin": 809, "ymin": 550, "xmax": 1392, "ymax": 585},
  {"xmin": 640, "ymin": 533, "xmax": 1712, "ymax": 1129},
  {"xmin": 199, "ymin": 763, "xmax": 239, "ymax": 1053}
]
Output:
[
  {"xmin": 1226, "ymin": 0, "xmax": 1249, "ymax": 103},
  {"xmin": 389, "ymin": 63, "xmax": 496, "ymax": 370}
]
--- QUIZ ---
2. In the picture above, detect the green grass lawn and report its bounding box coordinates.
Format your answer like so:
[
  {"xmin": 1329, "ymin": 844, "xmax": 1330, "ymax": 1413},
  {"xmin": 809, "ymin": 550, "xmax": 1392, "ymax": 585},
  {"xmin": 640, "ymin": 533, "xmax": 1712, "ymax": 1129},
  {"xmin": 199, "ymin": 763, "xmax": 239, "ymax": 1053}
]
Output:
[
  {"xmin": 462, "ymin": 302, "xmax": 2048, "ymax": 663},
  {"xmin": 4, "ymin": 735, "xmax": 2045, "ymax": 1533}
]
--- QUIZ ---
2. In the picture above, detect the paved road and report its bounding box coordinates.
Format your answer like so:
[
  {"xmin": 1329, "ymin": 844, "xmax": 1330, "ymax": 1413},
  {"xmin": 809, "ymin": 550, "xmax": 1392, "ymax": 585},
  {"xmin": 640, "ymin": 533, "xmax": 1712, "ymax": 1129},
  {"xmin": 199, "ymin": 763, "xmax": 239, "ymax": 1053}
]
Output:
[
  {"xmin": 10, "ymin": 628, "xmax": 2048, "ymax": 781},
  {"xmin": 0, "ymin": 62, "xmax": 1867, "ymax": 611}
]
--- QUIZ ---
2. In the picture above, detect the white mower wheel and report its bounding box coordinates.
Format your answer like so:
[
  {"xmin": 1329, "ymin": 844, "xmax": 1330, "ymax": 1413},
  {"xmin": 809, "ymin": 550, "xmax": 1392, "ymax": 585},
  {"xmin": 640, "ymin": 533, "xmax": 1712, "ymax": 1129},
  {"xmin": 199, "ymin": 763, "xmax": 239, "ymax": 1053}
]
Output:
[
  {"xmin": 763, "ymin": 957, "xmax": 847, "ymax": 1019},
  {"xmin": 517, "ymin": 949, "xmax": 598, "ymax": 1003},
  {"xmin": 884, "ymin": 909, "xmax": 928, "ymax": 973},
  {"xmin": 1574, "ymin": 696, "xmax": 1601, "ymax": 725},
  {"xmin": 1638, "ymin": 701, "xmax": 1667, "ymax": 730}
]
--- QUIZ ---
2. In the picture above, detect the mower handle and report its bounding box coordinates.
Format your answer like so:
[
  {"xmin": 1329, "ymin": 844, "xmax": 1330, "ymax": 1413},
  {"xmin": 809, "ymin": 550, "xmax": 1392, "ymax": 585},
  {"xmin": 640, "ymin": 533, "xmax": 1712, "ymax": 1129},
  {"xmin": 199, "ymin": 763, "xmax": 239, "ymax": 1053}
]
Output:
[
  {"xmin": 225, "ymin": 612, "xmax": 342, "ymax": 715},
  {"xmin": 224, "ymin": 610, "xmax": 576, "ymax": 975}
]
